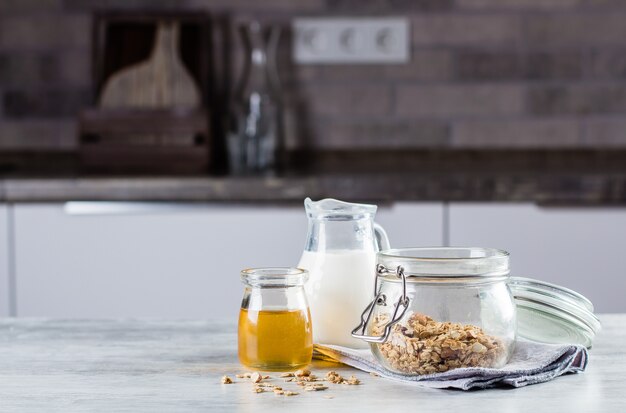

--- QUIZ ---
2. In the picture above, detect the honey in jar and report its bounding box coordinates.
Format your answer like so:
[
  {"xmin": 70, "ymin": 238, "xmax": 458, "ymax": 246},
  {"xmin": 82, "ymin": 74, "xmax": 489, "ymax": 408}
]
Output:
[
  {"xmin": 238, "ymin": 308, "xmax": 312, "ymax": 370},
  {"xmin": 238, "ymin": 268, "xmax": 313, "ymax": 370}
]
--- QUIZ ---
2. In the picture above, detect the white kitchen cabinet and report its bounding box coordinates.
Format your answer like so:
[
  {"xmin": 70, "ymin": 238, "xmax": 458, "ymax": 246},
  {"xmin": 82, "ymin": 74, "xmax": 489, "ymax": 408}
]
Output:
[
  {"xmin": 14, "ymin": 203, "xmax": 305, "ymax": 319},
  {"xmin": 0, "ymin": 204, "xmax": 9, "ymax": 317},
  {"xmin": 377, "ymin": 202, "xmax": 444, "ymax": 248},
  {"xmin": 13, "ymin": 202, "xmax": 443, "ymax": 318},
  {"xmin": 450, "ymin": 203, "xmax": 626, "ymax": 313}
]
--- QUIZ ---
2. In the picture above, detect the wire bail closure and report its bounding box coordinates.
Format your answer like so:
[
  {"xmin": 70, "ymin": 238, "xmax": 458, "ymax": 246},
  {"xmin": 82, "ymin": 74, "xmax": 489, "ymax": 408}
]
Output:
[{"xmin": 351, "ymin": 264, "xmax": 410, "ymax": 343}]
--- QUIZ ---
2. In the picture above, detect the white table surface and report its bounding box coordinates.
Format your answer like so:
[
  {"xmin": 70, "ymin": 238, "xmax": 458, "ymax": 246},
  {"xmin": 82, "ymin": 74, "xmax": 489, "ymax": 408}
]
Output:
[{"xmin": 0, "ymin": 315, "xmax": 624, "ymax": 412}]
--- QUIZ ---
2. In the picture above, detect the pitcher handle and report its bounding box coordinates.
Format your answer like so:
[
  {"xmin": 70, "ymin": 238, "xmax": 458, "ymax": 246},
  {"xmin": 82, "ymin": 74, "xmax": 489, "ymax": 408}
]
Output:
[{"xmin": 374, "ymin": 223, "xmax": 390, "ymax": 251}]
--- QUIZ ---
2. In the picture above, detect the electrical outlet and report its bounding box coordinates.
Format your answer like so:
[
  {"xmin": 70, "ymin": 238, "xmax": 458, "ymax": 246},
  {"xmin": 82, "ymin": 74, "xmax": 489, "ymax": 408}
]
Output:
[{"xmin": 293, "ymin": 17, "xmax": 409, "ymax": 64}]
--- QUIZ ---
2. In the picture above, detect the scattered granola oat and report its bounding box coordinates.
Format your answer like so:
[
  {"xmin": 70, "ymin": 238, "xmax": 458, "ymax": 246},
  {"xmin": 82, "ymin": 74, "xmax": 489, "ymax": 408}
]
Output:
[
  {"xmin": 294, "ymin": 369, "xmax": 311, "ymax": 377},
  {"xmin": 226, "ymin": 369, "xmax": 363, "ymax": 398},
  {"xmin": 304, "ymin": 384, "xmax": 328, "ymax": 391},
  {"xmin": 325, "ymin": 371, "xmax": 343, "ymax": 384},
  {"xmin": 346, "ymin": 376, "xmax": 360, "ymax": 385},
  {"xmin": 372, "ymin": 312, "xmax": 507, "ymax": 375},
  {"xmin": 297, "ymin": 375, "xmax": 318, "ymax": 382}
]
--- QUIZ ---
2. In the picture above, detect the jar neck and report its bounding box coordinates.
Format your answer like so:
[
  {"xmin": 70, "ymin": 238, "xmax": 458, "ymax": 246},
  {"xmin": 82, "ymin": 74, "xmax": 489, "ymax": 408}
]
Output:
[
  {"xmin": 379, "ymin": 275, "xmax": 510, "ymax": 287},
  {"xmin": 378, "ymin": 247, "xmax": 510, "ymax": 280},
  {"xmin": 240, "ymin": 267, "xmax": 308, "ymax": 288},
  {"xmin": 241, "ymin": 283, "xmax": 308, "ymax": 312},
  {"xmin": 244, "ymin": 284, "xmax": 305, "ymax": 292},
  {"xmin": 241, "ymin": 51, "xmax": 272, "ymax": 99},
  {"xmin": 236, "ymin": 22, "xmax": 280, "ymax": 103}
]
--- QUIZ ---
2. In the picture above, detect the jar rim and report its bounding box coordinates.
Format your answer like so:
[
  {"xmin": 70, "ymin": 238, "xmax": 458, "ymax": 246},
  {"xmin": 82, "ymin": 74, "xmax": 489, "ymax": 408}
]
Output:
[
  {"xmin": 240, "ymin": 267, "xmax": 309, "ymax": 287},
  {"xmin": 378, "ymin": 247, "xmax": 510, "ymax": 280}
]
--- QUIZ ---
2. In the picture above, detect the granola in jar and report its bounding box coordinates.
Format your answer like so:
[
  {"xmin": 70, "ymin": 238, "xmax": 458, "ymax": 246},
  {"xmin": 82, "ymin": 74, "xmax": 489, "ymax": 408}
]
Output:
[{"xmin": 371, "ymin": 312, "xmax": 508, "ymax": 375}]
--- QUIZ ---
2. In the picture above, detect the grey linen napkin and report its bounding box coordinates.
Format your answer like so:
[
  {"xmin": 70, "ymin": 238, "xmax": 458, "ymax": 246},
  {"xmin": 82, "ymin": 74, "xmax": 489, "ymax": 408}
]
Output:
[{"xmin": 314, "ymin": 340, "xmax": 588, "ymax": 390}]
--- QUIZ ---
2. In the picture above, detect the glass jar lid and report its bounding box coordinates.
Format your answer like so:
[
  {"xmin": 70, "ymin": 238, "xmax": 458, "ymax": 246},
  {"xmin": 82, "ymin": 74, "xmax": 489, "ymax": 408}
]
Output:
[
  {"xmin": 509, "ymin": 277, "xmax": 594, "ymax": 312},
  {"xmin": 509, "ymin": 276, "xmax": 600, "ymax": 348}
]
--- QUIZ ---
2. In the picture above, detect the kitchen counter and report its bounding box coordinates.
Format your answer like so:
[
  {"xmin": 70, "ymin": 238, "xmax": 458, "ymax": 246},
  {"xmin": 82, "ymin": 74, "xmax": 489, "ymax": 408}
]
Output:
[
  {"xmin": 1, "ymin": 171, "xmax": 626, "ymax": 205},
  {"xmin": 0, "ymin": 315, "xmax": 624, "ymax": 412},
  {"xmin": 1, "ymin": 150, "xmax": 626, "ymax": 204}
]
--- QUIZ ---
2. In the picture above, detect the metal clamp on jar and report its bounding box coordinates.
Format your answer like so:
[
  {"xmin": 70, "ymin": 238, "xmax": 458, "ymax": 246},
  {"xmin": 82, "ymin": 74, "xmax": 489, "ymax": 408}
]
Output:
[{"xmin": 352, "ymin": 247, "xmax": 517, "ymax": 375}]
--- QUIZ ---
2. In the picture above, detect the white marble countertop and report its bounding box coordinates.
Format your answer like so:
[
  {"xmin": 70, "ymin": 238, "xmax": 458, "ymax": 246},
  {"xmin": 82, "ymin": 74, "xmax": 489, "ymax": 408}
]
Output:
[{"xmin": 0, "ymin": 315, "xmax": 624, "ymax": 412}]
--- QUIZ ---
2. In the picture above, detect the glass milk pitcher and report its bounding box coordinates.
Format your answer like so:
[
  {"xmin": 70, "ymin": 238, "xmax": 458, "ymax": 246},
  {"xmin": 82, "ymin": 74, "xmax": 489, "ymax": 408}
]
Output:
[{"xmin": 297, "ymin": 198, "xmax": 390, "ymax": 348}]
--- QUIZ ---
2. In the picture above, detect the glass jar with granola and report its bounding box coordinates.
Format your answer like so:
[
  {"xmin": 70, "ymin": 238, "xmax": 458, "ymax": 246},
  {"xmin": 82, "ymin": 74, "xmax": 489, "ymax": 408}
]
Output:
[{"xmin": 352, "ymin": 247, "xmax": 516, "ymax": 375}]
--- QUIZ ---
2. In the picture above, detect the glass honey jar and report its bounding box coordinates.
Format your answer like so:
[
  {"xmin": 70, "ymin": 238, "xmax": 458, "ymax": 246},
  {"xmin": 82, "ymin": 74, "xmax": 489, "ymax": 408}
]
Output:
[{"xmin": 238, "ymin": 267, "xmax": 313, "ymax": 371}]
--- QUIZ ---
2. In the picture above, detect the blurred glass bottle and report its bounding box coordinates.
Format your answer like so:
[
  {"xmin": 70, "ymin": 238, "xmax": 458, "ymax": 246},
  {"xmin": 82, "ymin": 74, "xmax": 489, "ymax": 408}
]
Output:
[{"xmin": 228, "ymin": 21, "xmax": 282, "ymax": 174}]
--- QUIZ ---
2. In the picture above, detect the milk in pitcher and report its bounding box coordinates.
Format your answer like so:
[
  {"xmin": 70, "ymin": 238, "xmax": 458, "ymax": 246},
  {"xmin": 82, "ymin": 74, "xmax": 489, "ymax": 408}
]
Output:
[
  {"xmin": 298, "ymin": 250, "xmax": 376, "ymax": 348},
  {"xmin": 298, "ymin": 198, "xmax": 390, "ymax": 349}
]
